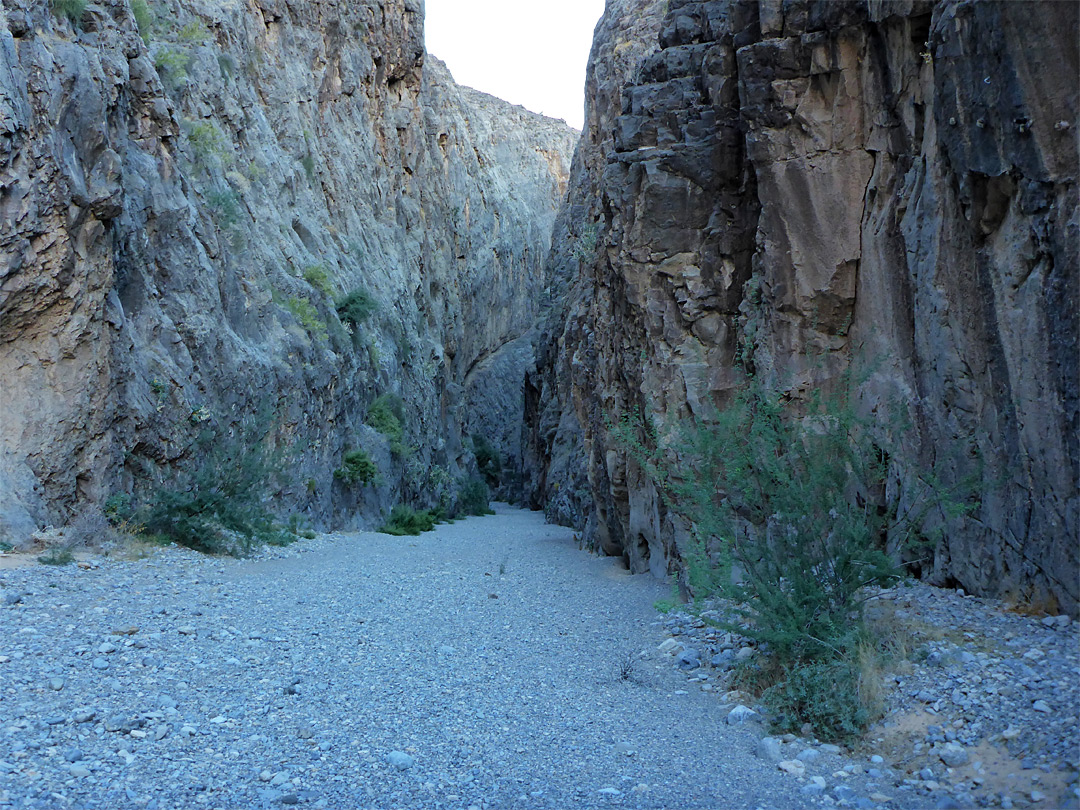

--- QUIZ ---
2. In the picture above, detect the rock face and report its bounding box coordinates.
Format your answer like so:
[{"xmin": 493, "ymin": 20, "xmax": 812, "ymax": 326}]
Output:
[
  {"xmin": 529, "ymin": 0, "xmax": 1078, "ymax": 612},
  {"xmin": 0, "ymin": 0, "xmax": 575, "ymax": 543}
]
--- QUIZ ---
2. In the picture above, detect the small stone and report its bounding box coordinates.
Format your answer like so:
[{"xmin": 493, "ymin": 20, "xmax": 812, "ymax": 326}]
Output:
[
  {"xmin": 726, "ymin": 705, "xmax": 758, "ymax": 725},
  {"xmin": 73, "ymin": 709, "xmax": 96, "ymax": 724},
  {"xmin": 802, "ymin": 783, "xmax": 825, "ymax": 797},
  {"xmin": 779, "ymin": 760, "xmax": 805, "ymax": 777},
  {"xmin": 92, "ymin": 657, "xmax": 109, "ymax": 670},
  {"xmin": 798, "ymin": 748, "xmax": 821, "ymax": 765},
  {"xmin": 757, "ymin": 737, "xmax": 783, "ymax": 763},
  {"xmin": 1002, "ymin": 726, "xmax": 1022, "ymax": 740},
  {"xmin": 98, "ymin": 642, "xmax": 117, "ymax": 654},
  {"xmin": 1032, "ymin": 700, "xmax": 1051, "ymax": 713},
  {"xmin": 48, "ymin": 677, "xmax": 65, "ymax": 691},
  {"xmin": 152, "ymin": 725, "xmax": 169, "ymax": 741},
  {"xmin": 437, "ymin": 645, "xmax": 456, "ymax": 655},
  {"xmin": 614, "ymin": 741, "xmax": 636, "ymax": 756},
  {"xmin": 940, "ymin": 742, "xmax": 969, "ymax": 768},
  {"xmin": 387, "ymin": 751, "xmax": 413, "ymax": 770},
  {"xmin": 3, "ymin": 593, "xmax": 22, "ymax": 605},
  {"xmin": 598, "ymin": 787, "xmax": 621, "ymax": 796},
  {"xmin": 820, "ymin": 744, "xmax": 842, "ymax": 755},
  {"xmin": 919, "ymin": 767, "xmax": 935, "ymax": 780},
  {"xmin": 657, "ymin": 639, "xmax": 682, "ymax": 655},
  {"xmin": 280, "ymin": 795, "xmax": 299, "ymax": 806},
  {"xmin": 178, "ymin": 626, "xmax": 196, "ymax": 635},
  {"xmin": 870, "ymin": 793, "xmax": 892, "ymax": 803},
  {"xmin": 69, "ymin": 765, "xmax": 91, "ymax": 778},
  {"xmin": 44, "ymin": 715, "xmax": 65, "ymax": 725},
  {"xmin": 1030, "ymin": 790, "xmax": 1045, "ymax": 802},
  {"xmin": 297, "ymin": 724, "xmax": 314, "ymax": 740},
  {"xmin": 736, "ymin": 646, "xmax": 755, "ymax": 660},
  {"xmin": 677, "ymin": 649, "xmax": 700, "ymax": 670},
  {"xmin": 129, "ymin": 729, "xmax": 147, "ymax": 739},
  {"xmin": 870, "ymin": 755, "xmax": 884, "ymax": 764},
  {"xmin": 270, "ymin": 772, "xmax": 289, "ymax": 787},
  {"xmin": 64, "ymin": 749, "xmax": 83, "ymax": 763},
  {"xmin": 259, "ymin": 770, "xmax": 273, "ymax": 782}
]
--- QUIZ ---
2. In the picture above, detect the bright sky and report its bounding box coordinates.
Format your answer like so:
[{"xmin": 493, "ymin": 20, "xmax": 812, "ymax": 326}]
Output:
[{"xmin": 424, "ymin": 0, "xmax": 606, "ymax": 130}]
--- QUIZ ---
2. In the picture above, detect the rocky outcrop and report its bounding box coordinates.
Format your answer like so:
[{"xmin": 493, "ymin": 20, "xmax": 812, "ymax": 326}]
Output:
[
  {"xmin": 0, "ymin": 0, "xmax": 575, "ymax": 544},
  {"xmin": 529, "ymin": 0, "xmax": 1078, "ymax": 612}
]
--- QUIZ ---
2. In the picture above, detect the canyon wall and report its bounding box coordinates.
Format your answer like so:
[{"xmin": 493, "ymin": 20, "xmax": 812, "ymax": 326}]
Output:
[
  {"xmin": 529, "ymin": 0, "xmax": 1078, "ymax": 612},
  {"xmin": 0, "ymin": 0, "xmax": 576, "ymax": 544}
]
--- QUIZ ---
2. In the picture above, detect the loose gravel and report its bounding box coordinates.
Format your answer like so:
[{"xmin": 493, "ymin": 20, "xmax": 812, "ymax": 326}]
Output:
[{"xmin": 3, "ymin": 505, "xmax": 824, "ymax": 810}]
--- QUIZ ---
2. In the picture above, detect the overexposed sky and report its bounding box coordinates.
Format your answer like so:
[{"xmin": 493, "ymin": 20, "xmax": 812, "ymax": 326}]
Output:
[{"xmin": 424, "ymin": 0, "xmax": 606, "ymax": 130}]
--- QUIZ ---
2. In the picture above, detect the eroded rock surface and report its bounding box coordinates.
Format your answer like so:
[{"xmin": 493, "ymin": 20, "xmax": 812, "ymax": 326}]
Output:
[
  {"xmin": 529, "ymin": 0, "xmax": 1078, "ymax": 612},
  {"xmin": 0, "ymin": 0, "xmax": 575, "ymax": 542}
]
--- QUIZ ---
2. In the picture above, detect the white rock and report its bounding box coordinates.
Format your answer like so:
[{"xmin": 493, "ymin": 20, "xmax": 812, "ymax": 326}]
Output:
[
  {"xmin": 657, "ymin": 638, "xmax": 683, "ymax": 655},
  {"xmin": 778, "ymin": 759, "xmax": 805, "ymax": 776},
  {"xmin": 1032, "ymin": 699, "xmax": 1051, "ymax": 713},
  {"xmin": 940, "ymin": 742, "xmax": 969, "ymax": 768},
  {"xmin": 726, "ymin": 705, "xmax": 758, "ymax": 725},
  {"xmin": 387, "ymin": 751, "xmax": 414, "ymax": 770}
]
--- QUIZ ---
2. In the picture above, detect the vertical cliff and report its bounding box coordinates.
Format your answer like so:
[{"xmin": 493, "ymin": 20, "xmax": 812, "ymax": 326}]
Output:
[
  {"xmin": 529, "ymin": 0, "xmax": 1078, "ymax": 611},
  {"xmin": 0, "ymin": 0, "xmax": 576, "ymax": 543}
]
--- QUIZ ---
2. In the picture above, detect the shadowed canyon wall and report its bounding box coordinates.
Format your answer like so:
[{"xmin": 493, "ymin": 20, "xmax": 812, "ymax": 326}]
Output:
[
  {"xmin": 0, "ymin": 0, "xmax": 576, "ymax": 543},
  {"xmin": 528, "ymin": 0, "xmax": 1078, "ymax": 612}
]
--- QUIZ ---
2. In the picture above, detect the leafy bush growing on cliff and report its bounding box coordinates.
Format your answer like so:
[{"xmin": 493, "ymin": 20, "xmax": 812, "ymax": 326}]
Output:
[
  {"xmin": 457, "ymin": 477, "xmax": 494, "ymax": 517},
  {"xmin": 616, "ymin": 373, "xmax": 970, "ymax": 740},
  {"xmin": 334, "ymin": 448, "xmax": 377, "ymax": 486},
  {"xmin": 471, "ymin": 434, "xmax": 502, "ymax": 489},
  {"xmin": 366, "ymin": 394, "xmax": 409, "ymax": 456},
  {"xmin": 139, "ymin": 417, "xmax": 293, "ymax": 555},
  {"xmin": 336, "ymin": 288, "xmax": 378, "ymax": 328},
  {"xmin": 132, "ymin": 0, "xmax": 153, "ymax": 43},
  {"xmin": 302, "ymin": 264, "xmax": 334, "ymax": 297}
]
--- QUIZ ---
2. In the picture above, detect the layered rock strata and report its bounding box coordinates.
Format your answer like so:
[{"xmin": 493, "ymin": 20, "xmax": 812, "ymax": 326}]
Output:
[
  {"xmin": 0, "ymin": 0, "xmax": 575, "ymax": 543},
  {"xmin": 529, "ymin": 0, "xmax": 1078, "ymax": 612}
]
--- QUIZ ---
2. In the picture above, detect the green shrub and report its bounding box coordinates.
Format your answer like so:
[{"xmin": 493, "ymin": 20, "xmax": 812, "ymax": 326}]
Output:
[
  {"xmin": 300, "ymin": 153, "xmax": 316, "ymax": 181},
  {"xmin": 138, "ymin": 417, "xmax": 292, "ymax": 555},
  {"xmin": 103, "ymin": 493, "xmax": 134, "ymax": 525},
  {"xmin": 336, "ymin": 288, "xmax": 377, "ymax": 327},
  {"xmin": 456, "ymin": 477, "xmax": 494, "ymax": 517},
  {"xmin": 379, "ymin": 505, "xmax": 437, "ymax": 536},
  {"xmin": 132, "ymin": 0, "xmax": 153, "ymax": 43},
  {"xmin": 37, "ymin": 548, "xmax": 74, "ymax": 566},
  {"xmin": 302, "ymin": 265, "xmax": 334, "ymax": 297},
  {"xmin": 182, "ymin": 119, "xmax": 231, "ymax": 167},
  {"xmin": 366, "ymin": 394, "xmax": 408, "ymax": 455},
  {"xmin": 616, "ymin": 371, "xmax": 971, "ymax": 740},
  {"xmin": 334, "ymin": 448, "xmax": 377, "ymax": 485},
  {"xmin": 51, "ymin": 0, "xmax": 86, "ymax": 26},
  {"xmin": 178, "ymin": 19, "xmax": 209, "ymax": 43},
  {"xmin": 282, "ymin": 295, "xmax": 328, "ymax": 340},
  {"xmin": 207, "ymin": 188, "xmax": 241, "ymax": 230},
  {"xmin": 471, "ymin": 434, "xmax": 502, "ymax": 488},
  {"xmin": 155, "ymin": 47, "xmax": 193, "ymax": 87}
]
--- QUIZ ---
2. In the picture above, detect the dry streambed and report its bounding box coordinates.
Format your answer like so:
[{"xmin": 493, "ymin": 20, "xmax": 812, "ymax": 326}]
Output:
[{"xmin": 1, "ymin": 507, "xmax": 1076, "ymax": 810}]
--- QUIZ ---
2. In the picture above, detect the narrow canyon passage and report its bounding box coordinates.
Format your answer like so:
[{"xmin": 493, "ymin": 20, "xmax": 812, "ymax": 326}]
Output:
[{"xmin": 3, "ymin": 506, "xmax": 832, "ymax": 810}]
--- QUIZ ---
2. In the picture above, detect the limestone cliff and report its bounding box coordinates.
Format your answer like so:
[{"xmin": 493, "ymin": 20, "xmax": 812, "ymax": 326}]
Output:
[
  {"xmin": 529, "ymin": 0, "xmax": 1078, "ymax": 612},
  {"xmin": 0, "ymin": 0, "xmax": 575, "ymax": 543}
]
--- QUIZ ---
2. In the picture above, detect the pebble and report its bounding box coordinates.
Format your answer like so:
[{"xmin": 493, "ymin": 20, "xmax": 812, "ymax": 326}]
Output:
[
  {"xmin": 726, "ymin": 705, "xmax": 757, "ymax": 724},
  {"xmin": 47, "ymin": 677, "xmax": 64, "ymax": 690},
  {"xmin": 778, "ymin": 759, "xmax": 805, "ymax": 776},
  {"xmin": 756, "ymin": 737, "xmax": 783, "ymax": 763},
  {"xmin": 1032, "ymin": 699, "xmax": 1051, "ymax": 713},
  {"xmin": 387, "ymin": 751, "xmax": 414, "ymax": 770},
  {"xmin": 91, "ymin": 657, "xmax": 109, "ymax": 670},
  {"xmin": 940, "ymin": 742, "xmax": 969, "ymax": 767}
]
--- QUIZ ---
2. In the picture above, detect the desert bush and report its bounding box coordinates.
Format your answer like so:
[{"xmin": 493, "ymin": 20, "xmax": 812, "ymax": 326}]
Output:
[
  {"xmin": 336, "ymin": 288, "xmax": 378, "ymax": 327},
  {"xmin": 616, "ymin": 371, "xmax": 971, "ymax": 739},
  {"xmin": 366, "ymin": 394, "xmax": 409, "ymax": 456},
  {"xmin": 281, "ymin": 295, "xmax": 327, "ymax": 340},
  {"xmin": 302, "ymin": 264, "xmax": 334, "ymax": 297},
  {"xmin": 379, "ymin": 505, "xmax": 437, "ymax": 536},
  {"xmin": 132, "ymin": 0, "xmax": 153, "ymax": 43},
  {"xmin": 456, "ymin": 477, "xmax": 494, "ymax": 517},
  {"xmin": 334, "ymin": 448, "xmax": 377, "ymax": 485},
  {"xmin": 51, "ymin": 0, "xmax": 86, "ymax": 26},
  {"xmin": 138, "ymin": 417, "xmax": 293, "ymax": 555},
  {"xmin": 471, "ymin": 434, "xmax": 502, "ymax": 488}
]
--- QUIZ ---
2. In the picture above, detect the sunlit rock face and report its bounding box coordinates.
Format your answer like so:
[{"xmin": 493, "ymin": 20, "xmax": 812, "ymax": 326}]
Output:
[
  {"xmin": 529, "ymin": 0, "xmax": 1078, "ymax": 612},
  {"xmin": 0, "ymin": 0, "xmax": 576, "ymax": 544}
]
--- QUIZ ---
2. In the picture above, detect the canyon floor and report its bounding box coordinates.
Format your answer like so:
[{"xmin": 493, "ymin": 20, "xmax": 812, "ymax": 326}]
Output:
[{"xmin": 0, "ymin": 507, "xmax": 1075, "ymax": 810}]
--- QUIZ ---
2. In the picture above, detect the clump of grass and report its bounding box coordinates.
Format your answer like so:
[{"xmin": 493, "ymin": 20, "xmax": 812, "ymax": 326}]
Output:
[
  {"xmin": 182, "ymin": 119, "xmax": 231, "ymax": 167},
  {"xmin": 177, "ymin": 19, "xmax": 209, "ymax": 43},
  {"xmin": 302, "ymin": 265, "xmax": 334, "ymax": 297},
  {"xmin": 51, "ymin": 0, "xmax": 86, "ymax": 26},
  {"xmin": 366, "ymin": 394, "xmax": 409, "ymax": 456},
  {"xmin": 334, "ymin": 448, "xmax": 377, "ymax": 485},
  {"xmin": 379, "ymin": 505, "xmax": 437, "ymax": 536},
  {"xmin": 37, "ymin": 548, "xmax": 74, "ymax": 566},
  {"xmin": 281, "ymin": 295, "xmax": 328, "ymax": 340},
  {"xmin": 155, "ymin": 47, "xmax": 194, "ymax": 90}
]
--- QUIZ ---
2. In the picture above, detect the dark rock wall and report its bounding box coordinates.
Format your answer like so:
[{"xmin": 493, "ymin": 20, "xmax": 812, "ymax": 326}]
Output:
[
  {"xmin": 0, "ymin": 0, "xmax": 575, "ymax": 543},
  {"xmin": 529, "ymin": 0, "xmax": 1078, "ymax": 612}
]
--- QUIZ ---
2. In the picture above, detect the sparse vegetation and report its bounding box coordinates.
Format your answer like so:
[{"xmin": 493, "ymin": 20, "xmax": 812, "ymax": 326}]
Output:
[
  {"xmin": 155, "ymin": 47, "xmax": 193, "ymax": 89},
  {"xmin": 456, "ymin": 477, "xmax": 494, "ymax": 516},
  {"xmin": 366, "ymin": 394, "xmax": 408, "ymax": 456},
  {"xmin": 51, "ymin": 0, "xmax": 86, "ymax": 26},
  {"xmin": 182, "ymin": 119, "xmax": 231, "ymax": 167},
  {"xmin": 471, "ymin": 434, "xmax": 502, "ymax": 489},
  {"xmin": 132, "ymin": 0, "xmax": 153, "ymax": 43},
  {"xmin": 281, "ymin": 295, "xmax": 328, "ymax": 340},
  {"xmin": 334, "ymin": 448, "xmax": 377, "ymax": 486},
  {"xmin": 177, "ymin": 19, "xmax": 210, "ymax": 43},
  {"xmin": 138, "ymin": 416, "xmax": 294, "ymax": 556},
  {"xmin": 302, "ymin": 264, "xmax": 334, "ymax": 297},
  {"xmin": 37, "ymin": 548, "xmax": 75, "ymax": 566},
  {"xmin": 379, "ymin": 505, "xmax": 437, "ymax": 536},
  {"xmin": 616, "ymin": 370, "xmax": 974, "ymax": 740}
]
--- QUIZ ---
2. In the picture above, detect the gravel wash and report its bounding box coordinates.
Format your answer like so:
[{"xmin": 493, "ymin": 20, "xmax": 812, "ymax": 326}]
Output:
[{"xmin": 2, "ymin": 504, "xmax": 826, "ymax": 810}]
